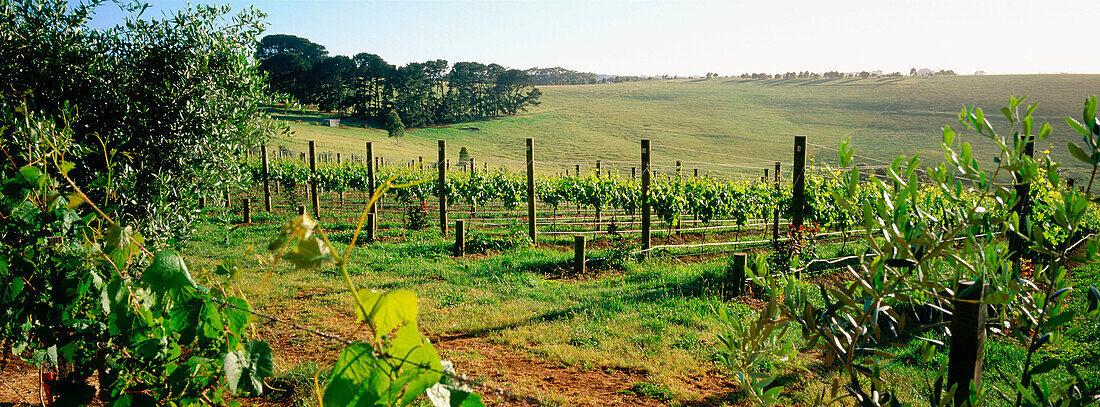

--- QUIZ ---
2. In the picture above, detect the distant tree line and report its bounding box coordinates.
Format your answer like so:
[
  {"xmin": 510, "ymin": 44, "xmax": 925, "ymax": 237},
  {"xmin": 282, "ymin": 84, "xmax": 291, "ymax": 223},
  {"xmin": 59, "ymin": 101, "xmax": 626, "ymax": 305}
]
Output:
[
  {"xmin": 526, "ymin": 67, "xmax": 599, "ymax": 85},
  {"xmin": 256, "ymin": 34, "xmax": 541, "ymax": 127}
]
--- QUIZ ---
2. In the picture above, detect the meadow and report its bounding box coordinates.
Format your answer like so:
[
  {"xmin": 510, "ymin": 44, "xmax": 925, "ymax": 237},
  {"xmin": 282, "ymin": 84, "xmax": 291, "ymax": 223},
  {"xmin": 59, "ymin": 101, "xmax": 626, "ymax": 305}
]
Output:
[{"xmin": 272, "ymin": 74, "xmax": 1100, "ymax": 179}]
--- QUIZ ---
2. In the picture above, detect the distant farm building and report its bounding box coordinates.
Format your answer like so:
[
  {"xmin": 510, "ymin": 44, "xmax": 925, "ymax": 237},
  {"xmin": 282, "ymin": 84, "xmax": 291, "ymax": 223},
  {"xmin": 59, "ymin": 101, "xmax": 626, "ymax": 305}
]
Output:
[
  {"xmin": 916, "ymin": 68, "xmax": 934, "ymax": 77},
  {"xmin": 322, "ymin": 118, "xmax": 340, "ymax": 127},
  {"xmin": 872, "ymin": 70, "xmax": 884, "ymax": 77}
]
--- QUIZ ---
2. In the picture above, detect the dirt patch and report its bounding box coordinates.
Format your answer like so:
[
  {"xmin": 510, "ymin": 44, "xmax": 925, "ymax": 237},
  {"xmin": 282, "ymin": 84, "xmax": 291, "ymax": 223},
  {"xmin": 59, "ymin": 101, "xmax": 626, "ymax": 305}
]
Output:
[
  {"xmin": 434, "ymin": 336, "xmax": 740, "ymax": 407},
  {"xmin": 0, "ymin": 358, "xmax": 41, "ymax": 406}
]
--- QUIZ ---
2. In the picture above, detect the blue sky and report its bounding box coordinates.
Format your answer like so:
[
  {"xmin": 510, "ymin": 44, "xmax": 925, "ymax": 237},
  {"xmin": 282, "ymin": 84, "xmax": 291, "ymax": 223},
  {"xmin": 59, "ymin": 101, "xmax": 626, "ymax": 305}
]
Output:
[{"xmin": 83, "ymin": 0, "xmax": 1100, "ymax": 76}]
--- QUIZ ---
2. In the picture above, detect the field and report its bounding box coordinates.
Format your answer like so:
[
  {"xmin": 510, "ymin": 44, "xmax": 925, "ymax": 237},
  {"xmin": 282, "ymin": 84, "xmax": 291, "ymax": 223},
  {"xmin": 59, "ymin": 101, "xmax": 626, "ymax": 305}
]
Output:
[
  {"xmin": 200, "ymin": 74, "xmax": 1100, "ymax": 406},
  {"xmin": 272, "ymin": 74, "xmax": 1100, "ymax": 178}
]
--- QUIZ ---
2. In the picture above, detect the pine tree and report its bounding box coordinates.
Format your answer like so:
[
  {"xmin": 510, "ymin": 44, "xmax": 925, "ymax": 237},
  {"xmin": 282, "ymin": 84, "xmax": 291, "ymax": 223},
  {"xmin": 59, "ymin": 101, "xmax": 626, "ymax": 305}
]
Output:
[{"xmin": 458, "ymin": 146, "xmax": 470, "ymax": 170}]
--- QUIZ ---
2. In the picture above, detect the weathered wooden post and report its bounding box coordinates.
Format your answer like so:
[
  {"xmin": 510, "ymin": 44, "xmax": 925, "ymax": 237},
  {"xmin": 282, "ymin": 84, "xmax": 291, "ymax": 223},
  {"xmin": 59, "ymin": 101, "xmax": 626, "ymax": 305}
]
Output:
[
  {"xmin": 224, "ymin": 187, "xmax": 230, "ymax": 208},
  {"xmin": 792, "ymin": 136, "xmax": 806, "ymax": 229},
  {"xmin": 595, "ymin": 160, "xmax": 601, "ymax": 178},
  {"xmin": 454, "ymin": 220, "xmax": 465, "ymax": 256},
  {"xmin": 694, "ymin": 168, "xmax": 699, "ymax": 178},
  {"xmin": 1009, "ymin": 135, "xmax": 1035, "ymax": 261},
  {"xmin": 470, "ymin": 158, "xmax": 476, "ymax": 177},
  {"xmin": 730, "ymin": 253, "xmax": 747, "ymax": 296},
  {"xmin": 261, "ymin": 146, "xmax": 272, "ymax": 212},
  {"xmin": 574, "ymin": 235, "xmax": 586, "ymax": 275},
  {"xmin": 676, "ymin": 160, "xmax": 682, "ymax": 181},
  {"xmin": 242, "ymin": 198, "xmax": 251, "ymax": 223},
  {"xmin": 336, "ymin": 153, "xmax": 341, "ymax": 164},
  {"xmin": 576, "ymin": 164, "xmax": 581, "ymax": 176},
  {"xmin": 366, "ymin": 213, "xmax": 375, "ymax": 243},
  {"xmin": 309, "ymin": 141, "xmax": 320, "ymax": 219},
  {"xmin": 439, "ymin": 140, "xmax": 448, "ymax": 236},
  {"xmin": 948, "ymin": 280, "xmax": 988, "ymax": 407},
  {"xmin": 632, "ymin": 167, "xmax": 637, "ymax": 179},
  {"xmin": 366, "ymin": 142, "xmax": 377, "ymax": 237},
  {"xmin": 526, "ymin": 138, "xmax": 537, "ymax": 243},
  {"xmin": 641, "ymin": 140, "xmax": 652, "ymax": 256},
  {"xmin": 419, "ymin": 156, "xmax": 424, "ymax": 170},
  {"xmin": 773, "ymin": 161, "xmax": 781, "ymax": 245}
]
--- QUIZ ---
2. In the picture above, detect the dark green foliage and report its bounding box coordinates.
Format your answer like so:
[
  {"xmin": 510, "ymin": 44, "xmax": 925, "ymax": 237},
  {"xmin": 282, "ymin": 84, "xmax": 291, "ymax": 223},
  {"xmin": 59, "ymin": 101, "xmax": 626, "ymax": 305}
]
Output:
[
  {"xmin": 255, "ymin": 35, "xmax": 541, "ymax": 126},
  {"xmin": 0, "ymin": 0, "xmax": 276, "ymax": 241},
  {"xmin": 0, "ymin": 106, "xmax": 269, "ymax": 404}
]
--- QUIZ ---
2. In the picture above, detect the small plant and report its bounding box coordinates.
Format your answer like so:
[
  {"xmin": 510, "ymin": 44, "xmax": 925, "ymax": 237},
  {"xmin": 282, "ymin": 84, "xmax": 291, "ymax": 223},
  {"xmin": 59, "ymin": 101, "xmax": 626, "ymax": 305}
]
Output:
[{"xmin": 406, "ymin": 200, "xmax": 430, "ymax": 230}]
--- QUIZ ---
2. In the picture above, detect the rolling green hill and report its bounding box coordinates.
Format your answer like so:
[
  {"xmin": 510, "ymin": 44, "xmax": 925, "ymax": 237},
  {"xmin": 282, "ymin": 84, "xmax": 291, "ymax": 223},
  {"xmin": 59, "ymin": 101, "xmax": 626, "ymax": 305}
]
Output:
[{"xmin": 271, "ymin": 74, "xmax": 1100, "ymax": 179}]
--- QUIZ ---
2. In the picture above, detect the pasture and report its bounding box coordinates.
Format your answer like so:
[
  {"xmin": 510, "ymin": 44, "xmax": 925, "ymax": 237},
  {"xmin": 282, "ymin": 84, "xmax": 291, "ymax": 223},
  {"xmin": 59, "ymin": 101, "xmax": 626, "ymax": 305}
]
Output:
[{"xmin": 272, "ymin": 75, "xmax": 1100, "ymax": 178}]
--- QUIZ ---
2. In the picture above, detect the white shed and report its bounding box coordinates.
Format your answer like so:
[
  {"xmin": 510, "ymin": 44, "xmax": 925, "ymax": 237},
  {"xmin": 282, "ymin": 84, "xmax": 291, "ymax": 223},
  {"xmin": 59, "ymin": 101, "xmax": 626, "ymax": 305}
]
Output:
[
  {"xmin": 322, "ymin": 119, "xmax": 340, "ymax": 127},
  {"xmin": 916, "ymin": 68, "xmax": 934, "ymax": 77}
]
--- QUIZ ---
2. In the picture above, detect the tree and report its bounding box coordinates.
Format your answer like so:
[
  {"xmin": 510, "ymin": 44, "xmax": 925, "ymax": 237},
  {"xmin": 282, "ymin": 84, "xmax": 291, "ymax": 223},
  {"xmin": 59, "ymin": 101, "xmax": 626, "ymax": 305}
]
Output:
[
  {"xmin": 385, "ymin": 109, "xmax": 404, "ymax": 143},
  {"xmin": 259, "ymin": 52, "xmax": 310, "ymax": 100},
  {"xmin": 910, "ymin": 67, "xmax": 917, "ymax": 76},
  {"xmin": 458, "ymin": 146, "xmax": 470, "ymax": 169},
  {"xmin": 255, "ymin": 34, "xmax": 327, "ymax": 61},
  {"xmin": 0, "ymin": 0, "xmax": 275, "ymax": 236}
]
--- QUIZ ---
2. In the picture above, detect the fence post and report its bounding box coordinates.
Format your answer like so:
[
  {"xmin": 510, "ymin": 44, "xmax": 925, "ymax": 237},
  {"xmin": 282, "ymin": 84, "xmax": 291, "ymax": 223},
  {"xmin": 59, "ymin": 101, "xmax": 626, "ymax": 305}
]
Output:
[
  {"xmin": 419, "ymin": 156, "xmax": 424, "ymax": 170},
  {"xmin": 365, "ymin": 213, "xmax": 375, "ymax": 243},
  {"xmin": 576, "ymin": 164, "xmax": 580, "ymax": 176},
  {"xmin": 632, "ymin": 167, "xmax": 637, "ymax": 179},
  {"xmin": 261, "ymin": 146, "xmax": 272, "ymax": 212},
  {"xmin": 224, "ymin": 187, "xmax": 230, "ymax": 208},
  {"xmin": 948, "ymin": 280, "xmax": 988, "ymax": 406},
  {"xmin": 641, "ymin": 140, "xmax": 652, "ymax": 257},
  {"xmin": 574, "ymin": 235, "xmax": 586, "ymax": 275},
  {"xmin": 470, "ymin": 158, "xmax": 476, "ymax": 177},
  {"xmin": 454, "ymin": 220, "xmax": 465, "ymax": 256},
  {"xmin": 1009, "ymin": 136, "xmax": 1035, "ymax": 262},
  {"xmin": 309, "ymin": 141, "xmax": 320, "ymax": 219},
  {"xmin": 792, "ymin": 136, "xmax": 806, "ymax": 229},
  {"xmin": 730, "ymin": 253, "xmax": 747, "ymax": 296},
  {"xmin": 595, "ymin": 160, "xmax": 601, "ymax": 178},
  {"xmin": 243, "ymin": 198, "xmax": 251, "ymax": 223},
  {"xmin": 526, "ymin": 138, "xmax": 537, "ymax": 243},
  {"xmin": 773, "ymin": 161, "xmax": 781, "ymax": 245},
  {"xmin": 676, "ymin": 160, "xmax": 682, "ymax": 181},
  {"xmin": 439, "ymin": 140, "xmax": 448, "ymax": 236},
  {"xmin": 694, "ymin": 168, "xmax": 699, "ymax": 178},
  {"xmin": 336, "ymin": 153, "xmax": 341, "ymax": 164},
  {"xmin": 365, "ymin": 142, "xmax": 377, "ymax": 238}
]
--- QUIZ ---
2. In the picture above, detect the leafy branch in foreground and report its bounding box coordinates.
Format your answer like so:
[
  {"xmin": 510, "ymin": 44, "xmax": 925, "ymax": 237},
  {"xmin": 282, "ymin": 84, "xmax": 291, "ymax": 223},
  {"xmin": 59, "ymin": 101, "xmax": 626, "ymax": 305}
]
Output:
[
  {"xmin": 718, "ymin": 96, "xmax": 1100, "ymax": 406},
  {"xmin": 263, "ymin": 172, "xmax": 486, "ymax": 407}
]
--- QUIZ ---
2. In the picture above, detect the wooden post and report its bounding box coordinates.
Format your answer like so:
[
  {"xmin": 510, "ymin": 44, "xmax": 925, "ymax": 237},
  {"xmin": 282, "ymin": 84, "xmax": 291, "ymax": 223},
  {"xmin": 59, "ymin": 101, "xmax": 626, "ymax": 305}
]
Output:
[
  {"xmin": 454, "ymin": 220, "xmax": 465, "ymax": 256},
  {"xmin": 336, "ymin": 153, "xmax": 341, "ymax": 164},
  {"xmin": 366, "ymin": 213, "xmax": 375, "ymax": 243},
  {"xmin": 764, "ymin": 168, "xmax": 769, "ymax": 181},
  {"xmin": 297, "ymin": 205, "xmax": 305, "ymax": 216},
  {"xmin": 526, "ymin": 138, "xmax": 537, "ymax": 243},
  {"xmin": 641, "ymin": 140, "xmax": 652, "ymax": 256},
  {"xmin": 730, "ymin": 253, "xmax": 747, "ymax": 296},
  {"xmin": 261, "ymin": 146, "xmax": 272, "ymax": 212},
  {"xmin": 1009, "ymin": 136, "xmax": 1035, "ymax": 261},
  {"xmin": 470, "ymin": 158, "xmax": 476, "ymax": 176},
  {"xmin": 438, "ymin": 140, "xmax": 448, "ymax": 236},
  {"xmin": 419, "ymin": 156, "xmax": 424, "ymax": 170},
  {"xmin": 574, "ymin": 235, "xmax": 586, "ymax": 275},
  {"xmin": 595, "ymin": 160, "xmax": 601, "ymax": 178},
  {"xmin": 676, "ymin": 160, "xmax": 682, "ymax": 181},
  {"xmin": 632, "ymin": 167, "xmax": 637, "ymax": 179},
  {"xmin": 693, "ymin": 168, "xmax": 698, "ymax": 178},
  {"xmin": 948, "ymin": 280, "xmax": 988, "ymax": 406},
  {"xmin": 224, "ymin": 187, "xmax": 230, "ymax": 208},
  {"xmin": 792, "ymin": 136, "xmax": 806, "ymax": 229},
  {"xmin": 242, "ymin": 198, "xmax": 251, "ymax": 223},
  {"xmin": 309, "ymin": 141, "xmax": 320, "ymax": 219},
  {"xmin": 1067, "ymin": 177, "xmax": 1076, "ymax": 190},
  {"xmin": 773, "ymin": 161, "xmax": 781, "ymax": 245},
  {"xmin": 576, "ymin": 164, "xmax": 581, "ymax": 176}
]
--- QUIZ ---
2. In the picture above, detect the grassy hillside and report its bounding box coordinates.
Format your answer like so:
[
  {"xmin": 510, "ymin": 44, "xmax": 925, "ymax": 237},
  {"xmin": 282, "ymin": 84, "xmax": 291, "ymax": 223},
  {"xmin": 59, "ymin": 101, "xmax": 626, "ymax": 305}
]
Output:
[{"xmin": 272, "ymin": 74, "xmax": 1100, "ymax": 179}]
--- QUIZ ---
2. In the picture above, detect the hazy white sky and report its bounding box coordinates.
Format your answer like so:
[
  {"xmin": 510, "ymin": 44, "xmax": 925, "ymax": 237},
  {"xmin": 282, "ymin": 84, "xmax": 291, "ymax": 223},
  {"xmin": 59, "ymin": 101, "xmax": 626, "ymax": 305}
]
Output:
[{"xmin": 85, "ymin": 0, "xmax": 1100, "ymax": 76}]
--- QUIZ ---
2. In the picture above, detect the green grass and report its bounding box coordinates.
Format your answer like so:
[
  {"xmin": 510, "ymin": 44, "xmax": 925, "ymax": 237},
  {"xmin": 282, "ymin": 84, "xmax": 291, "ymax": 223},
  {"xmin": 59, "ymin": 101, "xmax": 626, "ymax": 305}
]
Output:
[{"xmin": 272, "ymin": 75, "xmax": 1100, "ymax": 179}]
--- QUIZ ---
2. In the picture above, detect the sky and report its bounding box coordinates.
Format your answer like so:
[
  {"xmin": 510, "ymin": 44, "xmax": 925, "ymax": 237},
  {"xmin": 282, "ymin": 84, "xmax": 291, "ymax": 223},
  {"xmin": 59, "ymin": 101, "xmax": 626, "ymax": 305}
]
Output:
[{"xmin": 82, "ymin": 0, "xmax": 1100, "ymax": 77}]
